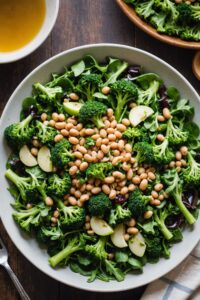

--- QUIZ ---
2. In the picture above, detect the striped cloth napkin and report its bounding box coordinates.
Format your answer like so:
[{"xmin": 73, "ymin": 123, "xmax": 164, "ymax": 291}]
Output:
[{"xmin": 141, "ymin": 241, "xmax": 200, "ymax": 300}]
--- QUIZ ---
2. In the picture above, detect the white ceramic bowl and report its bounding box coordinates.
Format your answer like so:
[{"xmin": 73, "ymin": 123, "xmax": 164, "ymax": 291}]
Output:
[
  {"xmin": 0, "ymin": 44, "xmax": 200, "ymax": 292},
  {"xmin": 0, "ymin": 0, "xmax": 59, "ymax": 64}
]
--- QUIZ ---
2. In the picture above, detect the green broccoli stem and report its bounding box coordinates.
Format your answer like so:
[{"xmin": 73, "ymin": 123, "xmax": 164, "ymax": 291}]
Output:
[
  {"xmin": 93, "ymin": 117, "xmax": 105, "ymax": 129},
  {"xmin": 20, "ymin": 114, "xmax": 33, "ymax": 128},
  {"xmin": 115, "ymin": 96, "xmax": 129, "ymax": 122},
  {"xmin": 57, "ymin": 199, "xmax": 65, "ymax": 209},
  {"xmin": 5, "ymin": 168, "xmax": 30, "ymax": 186},
  {"xmin": 49, "ymin": 237, "xmax": 83, "ymax": 267},
  {"xmin": 154, "ymin": 214, "xmax": 173, "ymax": 240},
  {"xmin": 173, "ymin": 192, "xmax": 196, "ymax": 225}
]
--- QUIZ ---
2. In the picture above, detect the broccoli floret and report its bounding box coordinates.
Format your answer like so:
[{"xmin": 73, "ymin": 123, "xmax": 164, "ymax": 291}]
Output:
[
  {"xmin": 13, "ymin": 202, "xmax": 50, "ymax": 232},
  {"xmin": 145, "ymin": 236, "xmax": 162, "ymax": 259},
  {"xmin": 86, "ymin": 162, "xmax": 113, "ymax": 180},
  {"xmin": 110, "ymin": 79, "xmax": 138, "ymax": 122},
  {"xmin": 77, "ymin": 74, "xmax": 102, "ymax": 100},
  {"xmin": 85, "ymin": 236, "xmax": 125, "ymax": 282},
  {"xmin": 88, "ymin": 192, "xmax": 112, "ymax": 217},
  {"xmin": 49, "ymin": 234, "xmax": 86, "ymax": 267},
  {"xmin": 137, "ymin": 80, "xmax": 160, "ymax": 107},
  {"xmin": 134, "ymin": 142, "xmax": 155, "ymax": 164},
  {"xmin": 163, "ymin": 170, "xmax": 196, "ymax": 225},
  {"xmin": 154, "ymin": 208, "xmax": 173, "ymax": 240},
  {"xmin": 150, "ymin": 13, "xmax": 166, "ymax": 33},
  {"xmin": 4, "ymin": 114, "xmax": 34, "ymax": 149},
  {"xmin": 47, "ymin": 172, "xmax": 71, "ymax": 197},
  {"xmin": 127, "ymin": 188, "xmax": 150, "ymax": 218},
  {"xmin": 153, "ymin": 139, "xmax": 174, "ymax": 164},
  {"xmin": 122, "ymin": 127, "xmax": 141, "ymax": 145},
  {"xmin": 182, "ymin": 151, "xmax": 200, "ymax": 186},
  {"xmin": 79, "ymin": 100, "xmax": 107, "ymax": 129},
  {"xmin": 135, "ymin": 0, "xmax": 155, "ymax": 19},
  {"xmin": 191, "ymin": 4, "xmax": 200, "ymax": 22},
  {"xmin": 85, "ymin": 236, "xmax": 108, "ymax": 260},
  {"xmin": 181, "ymin": 24, "xmax": 200, "ymax": 41},
  {"xmin": 84, "ymin": 137, "xmax": 96, "ymax": 149},
  {"xmin": 177, "ymin": 3, "xmax": 193, "ymax": 23},
  {"xmin": 35, "ymin": 121, "xmax": 58, "ymax": 145},
  {"xmin": 5, "ymin": 168, "xmax": 39, "ymax": 202},
  {"xmin": 37, "ymin": 225, "xmax": 63, "ymax": 243},
  {"xmin": 155, "ymin": 0, "xmax": 178, "ymax": 20},
  {"xmin": 166, "ymin": 119, "xmax": 188, "ymax": 145},
  {"xmin": 109, "ymin": 205, "xmax": 131, "ymax": 226},
  {"xmin": 57, "ymin": 199, "xmax": 85, "ymax": 230},
  {"xmin": 51, "ymin": 139, "xmax": 74, "ymax": 168},
  {"xmin": 33, "ymin": 83, "xmax": 63, "ymax": 103}
]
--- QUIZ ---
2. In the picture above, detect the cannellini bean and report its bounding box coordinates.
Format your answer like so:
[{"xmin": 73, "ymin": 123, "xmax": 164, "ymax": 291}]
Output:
[
  {"xmin": 60, "ymin": 129, "xmax": 69, "ymax": 136},
  {"xmin": 91, "ymin": 187, "xmax": 101, "ymax": 194},
  {"xmin": 101, "ymin": 144, "xmax": 110, "ymax": 154},
  {"xmin": 121, "ymin": 186, "xmax": 128, "ymax": 195},
  {"xmin": 128, "ymin": 184, "xmax": 135, "ymax": 191},
  {"xmin": 154, "ymin": 183, "xmax": 163, "ymax": 191},
  {"xmin": 176, "ymin": 151, "xmax": 182, "ymax": 161},
  {"xmin": 110, "ymin": 142, "xmax": 118, "ymax": 149},
  {"xmin": 84, "ymin": 154, "xmax": 93, "ymax": 163},
  {"xmin": 85, "ymin": 128, "xmax": 95, "ymax": 135},
  {"xmin": 104, "ymin": 176, "xmax": 115, "ymax": 184},
  {"xmin": 100, "ymin": 129, "xmax": 107, "ymax": 138},
  {"xmin": 112, "ymin": 156, "xmax": 123, "ymax": 166},
  {"xmin": 125, "ymin": 144, "xmax": 132, "ymax": 153},
  {"xmin": 52, "ymin": 112, "xmax": 59, "ymax": 121},
  {"xmin": 115, "ymin": 131, "xmax": 122, "ymax": 139},
  {"xmin": 74, "ymin": 190, "xmax": 81, "ymax": 198},
  {"xmin": 122, "ymin": 118, "xmax": 130, "ymax": 126},
  {"xmin": 113, "ymin": 171, "xmax": 125, "ymax": 179},
  {"xmin": 80, "ymin": 162, "xmax": 88, "ymax": 171},
  {"xmin": 69, "ymin": 128, "xmax": 79, "ymax": 136},
  {"xmin": 69, "ymin": 137, "xmax": 79, "ymax": 144},
  {"xmin": 107, "ymin": 127, "xmax": 115, "ymax": 134},
  {"xmin": 180, "ymin": 146, "xmax": 188, "ymax": 156},
  {"xmin": 102, "ymin": 87, "xmax": 111, "ymax": 95},
  {"xmin": 140, "ymin": 173, "xmax": 148, "ymax": 180},
  {"xmin": 69, "ymin": 93, "xmax": 79, "ymax": 100},
  {"xmin": 151, "ymin": 190, "xmax": 158, "ymax": 199},
  {"xmin": 96, "ymin": 138, "xmax": 102, "ymax": 147},
  {"xmin": 127, "ymin": 227, "xmax": 138, "ymax": 235},
  {"xmin": 127, "ymin": 169, "xmax": 133, "ymax": 180},
  {"xmin": 139, "ymin": 179, "xmax": 148, "ymax": 191},
  {"xmin": 45, "ymin": 197, "xmax": 54, "ymax": 206},
  {"xmin": 102, "ymin": 184, "xmax": 111, "ymax": 195},
  {"xmin": 69, "ymin": 166, "xmax": 78, "ymax": 176},
  {"xmin": 110, "ymin": 120, "xmax": 117, "ymax": 128},
  {"xmin": 55, "ymin": 122, "xmax": 66, "ymax": 130},
  {"xmin": 163, "ymin": 108, "xmax": 171, "ymax": 119},
  {"xmin": 148, "ymin": 172, "xmax": 156, "ymax": 180},
  {"xmin": 101, "ymin": 138, "xmax": 109, "ymax": 144},
  {"xmin": 132, "ymin": 176, "xmax": 141, "ymax": 185},
  {"xmin": 68, "ymin": 196, "xmax": 78, "ymax": 205},
  {"xmin": 116, "ymin": 124, "xmax": 126, "ymax": 132},
  {"xmin": 74, "ymin": 151, "xmax": 83, "ymax": 159},
  {"xmin": 54, "ymin": 134, "xmax": 63, "ymax": 143},
  {"xmin": 127, "ymin": 218, "xmax": 136, "ymax": 227},
  {"xmin": 144, "ymin": 211, "xmax": 153, "ymax": 219},
  {"xmin": 80, "ymin": 194, "xmax": 89, "ymax": 203},
  {"xmin": 109, "ymin": 189, "xmax": 117, "ymax": 199},
  {"xmin": 78, "ymin": 146, "xmax": 87, "ymax": 154}
]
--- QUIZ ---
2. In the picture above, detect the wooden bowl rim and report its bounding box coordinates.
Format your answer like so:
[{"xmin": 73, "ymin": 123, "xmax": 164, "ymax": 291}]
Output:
[{"xmin": 116, "ymin": 0, "xmax": 200, "ymax": 49}]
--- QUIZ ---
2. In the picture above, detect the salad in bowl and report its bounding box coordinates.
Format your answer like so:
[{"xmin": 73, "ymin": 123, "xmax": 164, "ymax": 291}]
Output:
[{"xmin": 3, "ymin": 50, "xmax": 200, "ymax": 285}]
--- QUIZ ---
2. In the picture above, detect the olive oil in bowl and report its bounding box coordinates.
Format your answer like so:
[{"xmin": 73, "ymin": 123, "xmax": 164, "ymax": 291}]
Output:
[{"xmin": 0, "ymin": 0, "xmax": 46, "ymax": 52}]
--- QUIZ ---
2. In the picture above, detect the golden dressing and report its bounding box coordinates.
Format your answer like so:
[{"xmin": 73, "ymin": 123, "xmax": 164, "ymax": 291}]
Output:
[{"xmin": 0, "ymin": 0, "xmax": 46, "ymax": 52}]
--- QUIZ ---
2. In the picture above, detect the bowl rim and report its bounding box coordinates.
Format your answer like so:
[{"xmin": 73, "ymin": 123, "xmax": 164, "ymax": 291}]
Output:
[
  {"xmin": 0, "ymin": 43, "xmax": 200, "ymax": 292},
  {"xmin": 0, "ymin": 0, "xmax": 60, "ymax": 64},
  {"xmin": 116, "ymin": 0, "xmax": 200, "ymax": 49}
]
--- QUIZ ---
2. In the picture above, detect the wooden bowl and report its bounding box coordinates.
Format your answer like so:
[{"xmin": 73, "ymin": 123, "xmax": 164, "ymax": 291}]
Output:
[{"xmin": 116, "ymin": 0, "xmax": 200, "ymax": 49}]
